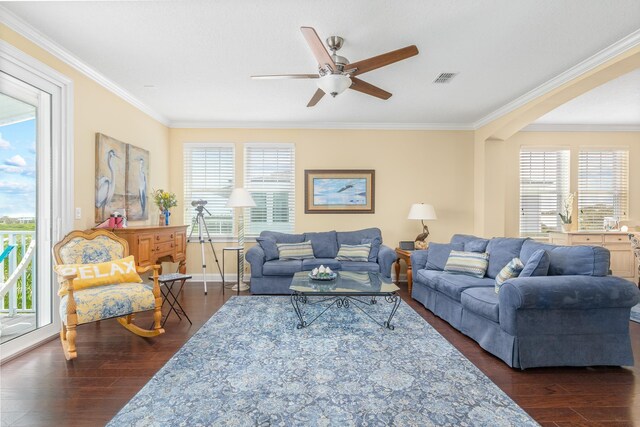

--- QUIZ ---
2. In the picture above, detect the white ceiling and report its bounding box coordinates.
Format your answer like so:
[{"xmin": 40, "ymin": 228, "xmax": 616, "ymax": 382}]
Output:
[
  {"xmin": 534, "ymin": 68, "xmax": 640, "ymax": 125},
  {"xmin": 3, "ymin": 1, "xmax": 640, "ymax": 127}
]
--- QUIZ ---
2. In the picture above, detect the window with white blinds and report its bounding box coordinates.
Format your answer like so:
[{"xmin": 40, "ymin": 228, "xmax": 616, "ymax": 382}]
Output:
[
  {"xmin": 519, "ymin": 148, "xmax": 570, "ymax": 238},
  {"xmin": 183, "ymin": 143, "xmax": 235, "ymax": 237},
  {"xmin": 578, "ymin": 149, "xmax": 628, "ymax": 231},
  {"xmin": 244, "ymin": 143, "xmax": 295, "ymax": 236}
]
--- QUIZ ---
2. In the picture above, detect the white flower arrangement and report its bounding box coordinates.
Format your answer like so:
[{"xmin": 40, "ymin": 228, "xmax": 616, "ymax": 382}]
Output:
[{"xmin": 559, "ymin": 192, "xmax": 576, "ymax": 224}]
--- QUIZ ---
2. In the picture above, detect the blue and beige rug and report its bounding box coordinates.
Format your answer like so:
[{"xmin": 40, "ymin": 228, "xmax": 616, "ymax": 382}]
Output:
[
  {"xmin": 631, "ymin": 304, "xmax": 640, "ymax": 324},
  {"xmin": 108, "ymin": 296, "xmax": 538, "ymax": 426}
]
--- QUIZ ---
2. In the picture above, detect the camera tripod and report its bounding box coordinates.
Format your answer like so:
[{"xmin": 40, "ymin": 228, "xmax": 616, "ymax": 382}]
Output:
[{"xmin": 187, "ymin": 204, "xmax": 223, "ymax": 295}]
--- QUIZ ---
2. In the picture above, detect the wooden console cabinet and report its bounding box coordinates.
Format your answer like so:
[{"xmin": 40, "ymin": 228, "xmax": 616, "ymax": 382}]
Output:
[{"xmin": 112, "ymin": 225, "xmax": 188, "ymax": 274}]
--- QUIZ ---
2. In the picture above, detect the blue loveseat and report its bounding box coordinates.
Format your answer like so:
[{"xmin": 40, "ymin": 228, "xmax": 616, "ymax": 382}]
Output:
[
  {"xmin": 411, "ymin": 234, "xmax": 640, "ymax": 369},
  {"xmin": 246, "ymin": 228, "xmax": 397, "ymax": 294}
]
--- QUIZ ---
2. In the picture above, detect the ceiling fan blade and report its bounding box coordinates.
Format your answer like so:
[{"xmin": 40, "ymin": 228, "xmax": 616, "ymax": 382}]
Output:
[
  {"xmin": 307, "ymin": 88, "xmax": 325, "ymax": 107},
  {"xmin": 300, "ymin": 26, "xmax": 337, "ymax": 72},
  {"xmin": 251, "ymin": 74, "xmax": 319, "ymax": 79},
  {"xmin": 349, "ymin": 77, "xmax": 392, "ymax": 100},
  {"xmin": 348, "ymin": 45, "xmax": 419, "ymax": 76}
]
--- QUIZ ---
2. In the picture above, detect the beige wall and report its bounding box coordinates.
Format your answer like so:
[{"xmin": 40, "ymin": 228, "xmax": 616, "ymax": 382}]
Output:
[
  {"xmin": 485, "ymin": 131, "xmax": 640, "ymax": 238},
  {"xmin": 168, "ymin": 128, "xmax": 475, "ymax": 275},
  {"xmin": 1, "ymin": 25, "xmax": 170, "ymax": 230}
]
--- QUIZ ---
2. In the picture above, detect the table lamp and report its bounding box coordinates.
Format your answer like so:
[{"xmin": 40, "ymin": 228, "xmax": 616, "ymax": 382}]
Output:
[
  {"xmin": 408, "ymin": 203, "xmax": 437, "ymax": 243},
  {"xmin": 226, "ymin": 188, "xmax": 256, "ymax": 290}
]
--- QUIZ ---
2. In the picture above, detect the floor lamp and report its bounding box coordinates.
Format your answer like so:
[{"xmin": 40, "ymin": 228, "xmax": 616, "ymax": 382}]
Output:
[{"xmin": 226, "ymin": 188, "xmax": 256, "ymax": 291}]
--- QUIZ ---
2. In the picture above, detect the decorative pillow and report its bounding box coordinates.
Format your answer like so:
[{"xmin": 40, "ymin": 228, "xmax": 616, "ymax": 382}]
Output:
[
  {"xmin": 465, "ymin": 238, "xmax": 490, "ymax": 253},
  {"xmin": 495, "ymin": 257, "xmax": 525, "ymax": 293},
  {"xmin": 55, "ymin": 255, "xmax": 142, "ymax": 296},
  {"xmin": 426, "ymin": 242, "xmax": 464, "ymax": 271},
  {"xmin": 361, "ymin": 237, "xmax": 382, "ymax": 262},
  {"xmin": 277, "ymin": 241, "xmax": 315, "ymax": 260},
  {"xmin": 336, "ymin": 243, "xmax": 371, "ymax": 262},
  {"xmin": 256, "ymin": 236, "xmax": 279, "ymax": 261},
  {"xmin": 443, "ymin": 250, "xmax": 490, "ymax": 278},
  {"xmin": 520, "ymin": 249, "xmax": 550, "ymax": 277}
]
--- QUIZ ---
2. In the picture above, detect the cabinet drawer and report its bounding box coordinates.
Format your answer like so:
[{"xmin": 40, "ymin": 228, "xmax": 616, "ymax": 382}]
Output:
[
  {"xmin": 604, "ymin": 234, "xmax": 629, "ymax": 244},
  {"xmin": 570, "ymin": 234, "xmax": 603, "ymax": 244},
  {"xmin": 153, "ymin": 241, "xmax": 174, "ymax": 255},
  {"xmin": 154, "ymin": 232, "xmax": 175, "ymax": 243}
]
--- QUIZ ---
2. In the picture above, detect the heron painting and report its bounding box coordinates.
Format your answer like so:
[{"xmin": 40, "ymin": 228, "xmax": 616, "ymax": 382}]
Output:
[
  {"xmin": 125, "ymin": 144, "xmax": 150, "ymax": 220},
  {"xmin": 95, "ymin": 134, "xmax": 126, "ymax": 222}
]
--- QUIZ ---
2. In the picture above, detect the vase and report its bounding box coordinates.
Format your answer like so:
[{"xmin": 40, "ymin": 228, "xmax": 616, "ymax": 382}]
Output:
[
  {"xmin": 562, "ymin": 223, "xmax": 572, "ymax": 232},
  {"xmin": 164, "ymin": 209, "xmax": 170, "ymax": 226},
  {"xmin": 159, "ymin": 211, "xmax": 165, "ymax": 226}
]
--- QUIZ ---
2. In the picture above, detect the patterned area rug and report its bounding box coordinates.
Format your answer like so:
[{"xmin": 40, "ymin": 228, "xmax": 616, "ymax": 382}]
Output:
[
  {"xmin": 631, "ymin": 304, "xmax": 640, "ymax": 324},
  {"xmin": 108, "ymin": 296, "xmax": 538, "ymax": 426}
]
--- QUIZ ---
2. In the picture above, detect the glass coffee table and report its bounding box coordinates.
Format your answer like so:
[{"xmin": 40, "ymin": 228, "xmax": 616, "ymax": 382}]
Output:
[{"xmin": 289, "ymin": 271, "xmax": 401, "ymax": 330}]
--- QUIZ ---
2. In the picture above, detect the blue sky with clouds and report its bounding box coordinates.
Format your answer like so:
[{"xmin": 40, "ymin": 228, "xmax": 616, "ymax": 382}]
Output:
[{"xmin": 0, "ymin": 119, "xmax": 36, "ymax": 217}]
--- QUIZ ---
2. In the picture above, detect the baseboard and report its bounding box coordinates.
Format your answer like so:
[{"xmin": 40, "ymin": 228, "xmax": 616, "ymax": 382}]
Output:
[{"xmin": 185, "ymin": 273, "xmax": 249, "ymax": 284}]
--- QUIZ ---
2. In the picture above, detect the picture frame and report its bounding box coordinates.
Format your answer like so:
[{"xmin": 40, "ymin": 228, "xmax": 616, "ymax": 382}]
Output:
[{"xmin": 304, "ymin": 169, "xmax": 375, "ymax": 214}]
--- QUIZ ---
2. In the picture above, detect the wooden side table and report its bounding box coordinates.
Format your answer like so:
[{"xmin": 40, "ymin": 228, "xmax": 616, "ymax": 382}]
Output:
[{"xmin": 394, "ymin": 248, "xmax": 413, "ymax": 294}]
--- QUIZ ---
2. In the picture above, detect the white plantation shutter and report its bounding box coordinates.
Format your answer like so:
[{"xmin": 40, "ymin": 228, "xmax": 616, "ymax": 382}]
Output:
[
  {"xmin": 183, "ymin": 143, "xmax": 234, "ymax": 237},
  {"xmin": 578, "ymin": 149, "xmax": 628, "ymax": 231},
  {"xmin": 519, "ymin": 148, "xmax": 570, "ymax": 238},
  {"xmin": 244, "ymin": 143, "xmax": 295, "ymax": 235}
]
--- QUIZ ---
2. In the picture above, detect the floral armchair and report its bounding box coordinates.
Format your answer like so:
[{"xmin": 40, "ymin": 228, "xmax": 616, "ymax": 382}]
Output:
[
  {"xmin": 630, "ymin": 233, "xmax": 640, "ymax": 289},
  {"xmin": 53, "ymin": 229, "xmax": 164, "ymax": 360}
]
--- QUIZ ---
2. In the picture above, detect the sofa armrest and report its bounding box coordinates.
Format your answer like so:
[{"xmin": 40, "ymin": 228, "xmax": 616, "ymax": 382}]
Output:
[
  {"xmin": 245, "ymin": 245, "xmax": 265, "ymax": 278},
  {"xmin": 377, "ymin": 245, "xmax": 397, "ymax": 278},
  {"xmin": 410, "ymin": 249, "xmax": 429, "ymax": 271}
]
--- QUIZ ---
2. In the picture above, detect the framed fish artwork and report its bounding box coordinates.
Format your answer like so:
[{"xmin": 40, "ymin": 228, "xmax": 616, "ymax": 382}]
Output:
[{"xmin": 304, "ymin": 170, "xmax": 375, "ymax": 214}]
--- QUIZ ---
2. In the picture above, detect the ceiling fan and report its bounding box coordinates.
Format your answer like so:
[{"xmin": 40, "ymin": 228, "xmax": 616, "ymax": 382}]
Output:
[{"xmin": 251, "ymin": 27, "xmax": 419, "ymax": 107}]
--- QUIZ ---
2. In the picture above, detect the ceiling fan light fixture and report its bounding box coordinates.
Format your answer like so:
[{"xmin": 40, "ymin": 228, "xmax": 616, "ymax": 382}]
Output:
[{"xmin": 316, "ymin": 74, "xmax": 352, "ymax": 97}]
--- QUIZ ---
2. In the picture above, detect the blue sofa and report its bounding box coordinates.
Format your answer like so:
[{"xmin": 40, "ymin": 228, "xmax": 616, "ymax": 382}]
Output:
[
  {"xmin": 411, "ymin": 234, "xmax": 640, "ymax": 369},
  {"xmin": 246, "ymin": 228, "xmax": 397, "ymax": 294}
]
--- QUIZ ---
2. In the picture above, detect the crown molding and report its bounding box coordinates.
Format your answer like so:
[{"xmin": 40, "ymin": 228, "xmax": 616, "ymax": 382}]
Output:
[
  {"xmin": 473, "ymin": 28, "xmax": 640, "ymax": 130},
  {"xmin": 169, "ymin": 121, "xmax": 474, "ymax": 130},
  {"xmin": 0, "ymin": 6, "xmax": 170, "ymax": 126},
  {"xmin": 522, "ymin": 123, "xmax": 640, "ymax": 132}
]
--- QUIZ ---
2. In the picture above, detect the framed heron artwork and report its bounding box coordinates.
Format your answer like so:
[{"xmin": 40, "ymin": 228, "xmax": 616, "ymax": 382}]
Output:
[
  {"xmin": 304, "ymin": 169, "xmax": 375, "ymax": 214},
  {"xmin": 126, "ymin": 144, "xmax": 150, "ymax": 220},
  {"xmin": 95, "ymin": 133, "xmax": 126, "ymax": 222}
]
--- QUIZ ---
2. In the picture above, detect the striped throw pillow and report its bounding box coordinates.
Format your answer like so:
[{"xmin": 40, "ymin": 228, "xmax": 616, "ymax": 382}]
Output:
[
  {"xmin": 495, "ymin": 257, "xmax": 524, "ymax": 293},
  {"xmin": 444, "ymin": 250, "xmax": 489, "ymax": 278},
  {"xmin": 336, "ymin": 243, "xmax": 371, "ymax": 262},
  {"xmin": 277, "ymin": 241, "xmax": 315, "ymax": 260}
]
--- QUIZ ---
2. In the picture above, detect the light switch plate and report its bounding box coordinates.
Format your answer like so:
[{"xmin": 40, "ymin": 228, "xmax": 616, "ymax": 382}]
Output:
[{"xmin": 75, "ymin": 207, "xmax": 81, "ymax": 220}]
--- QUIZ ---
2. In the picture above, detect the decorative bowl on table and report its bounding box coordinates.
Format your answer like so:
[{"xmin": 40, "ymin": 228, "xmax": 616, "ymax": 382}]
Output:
[{"xmin": 309, "ymin": 265, "xmax": 337, "ymax": 281}]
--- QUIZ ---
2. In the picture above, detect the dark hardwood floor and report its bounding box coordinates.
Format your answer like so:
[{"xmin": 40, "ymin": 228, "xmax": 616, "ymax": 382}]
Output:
[{"xmin": 1, "ymin": 283, "xmax": 638, "ymax": 427}]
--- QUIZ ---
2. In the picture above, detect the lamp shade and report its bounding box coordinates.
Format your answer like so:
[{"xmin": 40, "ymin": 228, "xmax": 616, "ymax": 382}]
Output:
[
  {"xmin": 408, "ymin": 203, "xmax": 437, "ymax": 220},
  {"xmin": 226, "ymin": 188, "xmax": 256, "ymax": 208},
  {"xmin": 316, "ymin": 74, "xmax": 352, "ymax": 97}
]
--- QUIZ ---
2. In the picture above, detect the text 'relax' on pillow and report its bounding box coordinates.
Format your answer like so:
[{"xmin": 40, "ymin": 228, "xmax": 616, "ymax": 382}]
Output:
[
  {"xmin": 443, "ymin": 250, "xmax": 489, "ymax": 279},
  {"xmin": 495, "ymin": 257, "xmax": 524, "ymax": 293},
  {"xmin": 55, "ymin": 255, "xmax": 142, "ymax": 296},
  {"xmin": 336, "ymin": 243, "xmax": 371, "ymax": 262},
  {"xmin": 277, "ymin": 241, "xmax": 315, "ymax": 260}
]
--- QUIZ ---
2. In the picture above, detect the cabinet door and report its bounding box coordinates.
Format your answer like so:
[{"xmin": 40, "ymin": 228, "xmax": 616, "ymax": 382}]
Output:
[
  {"xmin": 136, "ymin": 233, "xmax": 155, "ymax": 266},
  {"xmin": 174, "ymin": 230, "xmax": 187, "ymax": 260},
  {"xmin": 606, "ymin": 244, "xmax": 634, "ymax": 278}
]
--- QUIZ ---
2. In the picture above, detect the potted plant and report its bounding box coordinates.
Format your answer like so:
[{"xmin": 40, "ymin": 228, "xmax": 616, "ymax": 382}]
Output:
[
  {"xmin": 559, "ymin": 192, "xmax": 575, "ymax": 232},
  {"xmin": 153, "ymin": 189, "xmax": 178, "ymax": 226}
]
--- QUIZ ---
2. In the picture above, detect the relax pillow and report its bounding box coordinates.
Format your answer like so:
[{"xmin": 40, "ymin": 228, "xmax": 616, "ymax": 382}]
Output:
[
  {"xmin": 256, "ymin": 236, "xmax": 279, "ymax": 261},
  {"xmin": 443, "ymin": 250, "xmax": 489, "ymax": 278},
  {"xmin": 277, "ymin": 241, "xmax": 315, "ymax": 260},
  {"xmin": 55, "ymin": 255, "xmax": 142, "ymax": 296},
  {"xmin": 495, "ymin": 257, "xmax": 524, "ymax": 293},
  {"xmin": 519, "ymin": 249, "xmax": 550, "ymax": 277},
  {"xmin": 336, "ymin": 243, "xmax": 371, "ymax": 262},
  {"xmin": 426, "ymin": 242, "xmax": 464, "ymax": 271},
  {"xmin": 361, "ymin": 237, "xmax": 382, "ymax": 262}
]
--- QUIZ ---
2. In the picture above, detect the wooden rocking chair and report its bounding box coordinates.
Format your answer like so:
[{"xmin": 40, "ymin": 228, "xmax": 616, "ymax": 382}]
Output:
[{"xmin": 53, "ymin": 229, "xmax": 164, "ymax": 360}]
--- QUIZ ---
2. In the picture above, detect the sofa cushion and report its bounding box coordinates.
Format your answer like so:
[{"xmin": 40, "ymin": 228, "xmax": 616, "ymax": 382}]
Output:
[
  {"xmin": 495, "ymin": 257, "xmax": 524, "ymax": 293},
  {"xmin": 340, "ymin": 261, "xmax": 380, "ymax": 272},
  {"xmin": 444, "ymin": 250, "xmax": 489, "ymax": 278},
  {"xmin": 415, "ymin": 269, "xmax": 442, "ymax": 290},
  {"xmin": 450, "ymin": 234, "xmax": 479, "ymax": 246},
  {"xmin": 263, "ymin": 260, "xmax": 303, "ymax": 276},
  {"xmin": 304, "ymin": 231, "xmax": 338, "ymax": 258},
  {"xmin": 337, "ymin": 228, "xmax": 382, "ymax": 246},
  {"xmin": 361, "ymin": 237, "xmax": 382, "ymax": 262},
  {"xmin": 302, "ymin": 258, "xmax": 342, "ymax": 271},
  {"xmin": 461, "ymin": 287, "xmax": 500, "ymax": 323},
  {"xmin": 256, "ymin": 237, "xmax": 279, "ymax": 261},
  {"xmin": 436, "ymin": 273, "xmax": 495, "ymax": 302},
  {"xmin": 520, "ymin": 240, "xmax": 609, "ymax": 276},
  {"xmin": 519, "ymin": 249, "xmax": 550, "ymax": 277},
  {"xmin": 465, "ymin": 238, "xmax": 490, "ymax": 253},
  {"xmin": 336, "ymin": 243, "xmax": 371, "ymax": 262},
  {"xmin": 426, "ymin": 242, "xmax": 464, "ymax": 271},
  {"xmin": 260, "ymin": 231, "xmax": 305, "ymax": 244},
  {"xmin": 486, "ymin": 238, "xmax": 528, "ymax": 279}
]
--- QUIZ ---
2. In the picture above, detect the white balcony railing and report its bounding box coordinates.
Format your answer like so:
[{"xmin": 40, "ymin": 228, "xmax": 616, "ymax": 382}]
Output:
[{"xmin": 1, "ymin": 231, "xmax": 36, "ymax": 316}]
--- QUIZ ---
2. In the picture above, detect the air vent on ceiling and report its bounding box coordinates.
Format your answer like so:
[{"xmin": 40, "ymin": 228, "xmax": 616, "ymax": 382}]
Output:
[{"xmin": 433, "ymin": 72, "xmax": 457, "ymax": 84}]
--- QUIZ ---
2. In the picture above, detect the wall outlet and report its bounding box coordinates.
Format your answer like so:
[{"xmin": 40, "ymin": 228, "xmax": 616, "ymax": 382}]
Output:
[{"xmin": 75, "ymin": 207, "xmax": 82, "ymax": 220}]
